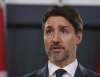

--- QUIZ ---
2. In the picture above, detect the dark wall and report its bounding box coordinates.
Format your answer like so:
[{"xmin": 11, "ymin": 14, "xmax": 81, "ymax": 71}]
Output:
[
  {"xmin": 7, "ymin": 5, "xmax": 100, "ymax": 25},
  {"xmin": 7, "ymin": 5, "xmax": 100, "ymax": 77},
  {"xmin": 7, "ymin": 27, "xmax": 47, "ymax": 77}
]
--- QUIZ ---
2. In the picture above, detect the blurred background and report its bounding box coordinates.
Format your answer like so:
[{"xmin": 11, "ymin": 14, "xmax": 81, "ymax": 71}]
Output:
[{"xmin": 0, "ymin": 0, "xmax": 100, "ymax": 77}]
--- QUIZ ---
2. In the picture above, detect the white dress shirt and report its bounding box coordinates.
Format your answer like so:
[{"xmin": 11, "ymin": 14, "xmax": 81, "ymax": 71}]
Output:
[{"xmin": 48, "ymin": 59, "xmax": 78, "ymax": 77}]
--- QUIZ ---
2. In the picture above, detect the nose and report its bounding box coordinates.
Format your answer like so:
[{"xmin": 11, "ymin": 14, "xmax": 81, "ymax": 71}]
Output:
[{"xmin": 52, "ymin": 32, "xmax": 60, "ymax": 44}]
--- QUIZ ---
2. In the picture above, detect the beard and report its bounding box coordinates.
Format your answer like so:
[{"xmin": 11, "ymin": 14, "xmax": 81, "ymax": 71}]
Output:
[{"xmin": 46, "ymin": 49, "xmax": 69, "ymax": 63}]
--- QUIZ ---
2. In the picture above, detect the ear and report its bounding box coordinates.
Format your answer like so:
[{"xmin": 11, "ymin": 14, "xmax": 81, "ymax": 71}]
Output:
[{"xmin": 76, "ymin": 32, "xmax": 83, "ymax": 45}]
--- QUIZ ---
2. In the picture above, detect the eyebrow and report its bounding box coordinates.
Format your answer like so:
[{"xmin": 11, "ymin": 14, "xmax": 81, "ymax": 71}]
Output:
[
  {"xmin": 45, "ymin": 25, "xmax": 71, "ymax": 29},
  {"xmin": 58, "ymin": 25, "xmax": 71, "ymax": 29},
  {"xmin": 45, "ymin": 26, "xmax": 53, "ymax": 29}
]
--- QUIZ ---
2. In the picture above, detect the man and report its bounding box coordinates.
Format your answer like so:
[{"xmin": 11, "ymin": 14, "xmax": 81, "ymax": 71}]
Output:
[{"xmin": 22, "ymin": 6, "xmax": 100, "ymax": 77}]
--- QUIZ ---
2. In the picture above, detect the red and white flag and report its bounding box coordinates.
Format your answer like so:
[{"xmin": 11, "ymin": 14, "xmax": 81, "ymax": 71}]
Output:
[{"xmin": 0, "ymin": 1, "xmax": 7, "ymax": 77}]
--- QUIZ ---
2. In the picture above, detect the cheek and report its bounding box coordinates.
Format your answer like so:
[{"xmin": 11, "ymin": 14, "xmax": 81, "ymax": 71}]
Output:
[
  {"xmin": 44, "ymin": 36, "xmax": 51, "ymax": 48},
  {"xmin": 62, "ymin": 36, "xmax": 76, "ymax": 48}
]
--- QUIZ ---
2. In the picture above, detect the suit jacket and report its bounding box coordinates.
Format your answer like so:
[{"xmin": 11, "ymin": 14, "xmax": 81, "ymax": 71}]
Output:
[{"xmin": 22, "ymin": 63, "xmax": 100, "ymax": 77}]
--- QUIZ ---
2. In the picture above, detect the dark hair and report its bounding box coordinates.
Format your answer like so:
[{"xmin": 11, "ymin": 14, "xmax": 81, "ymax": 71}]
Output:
[{"xmin": 42, "ymin": 6, "xmax": 83, "ymax": 33}]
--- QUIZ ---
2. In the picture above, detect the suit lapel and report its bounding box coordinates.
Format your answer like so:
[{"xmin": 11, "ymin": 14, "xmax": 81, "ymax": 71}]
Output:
[
  {"xmin": 75, "ymin": 63, "xmax": 88, "ymax": 77},
  {"xmin": 36, "ymin": 64, "xmax": 49, "ymax": 77}
]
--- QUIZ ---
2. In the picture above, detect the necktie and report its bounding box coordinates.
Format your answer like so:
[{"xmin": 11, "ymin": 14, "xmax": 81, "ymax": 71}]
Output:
[{"xmin": 55, "ymin": 69, "xmax": 66, "ymax": 77}]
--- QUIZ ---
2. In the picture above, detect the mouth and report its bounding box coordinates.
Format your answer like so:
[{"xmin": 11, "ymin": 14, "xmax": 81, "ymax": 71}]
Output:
[{"xmin": 50, "ymin": 46, "xmax": 64, "ymax": 52}]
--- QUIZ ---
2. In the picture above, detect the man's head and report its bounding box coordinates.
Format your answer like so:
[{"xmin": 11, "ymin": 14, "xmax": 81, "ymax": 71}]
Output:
[{"xmin": 42, "ymin": 6, "xmax": 83, "ymax": 67}]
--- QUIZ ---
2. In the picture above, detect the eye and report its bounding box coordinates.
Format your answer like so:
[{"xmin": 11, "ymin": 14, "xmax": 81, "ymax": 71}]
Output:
[
  {"xmin": 45, "ymin": 29, "xmax": 52, "ymax": 34},
  {"xmin": 60, "ymin": 28, "xmax": 69, "ymax": 33}
]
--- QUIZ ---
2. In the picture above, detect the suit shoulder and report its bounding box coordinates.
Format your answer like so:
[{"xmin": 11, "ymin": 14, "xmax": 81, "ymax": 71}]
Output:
[
  {"xmin": 21, "ymin": 65, "xmax": 47, "ymax": 77},
  {"xmin": 21, "ymin": 70, "xmax": 37, "ymax": 77},
  {"xmin": 87, "ymin": 69, "xmax": 100, "ymax": 77},
  {"xmin": 82, "ymin": 66, "xmax": 100, "ymax": 77},
  {"xmin": 21, "ymin": 69, "xmax": 41, "ymax": 77},
  {"xmin": 79, "ymin": 64, "xmax": 100, "ymax": 77}
]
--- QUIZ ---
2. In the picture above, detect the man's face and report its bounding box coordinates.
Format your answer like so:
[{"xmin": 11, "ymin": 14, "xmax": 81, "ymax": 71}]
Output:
[{"xmin": 43, "ymin": 16, "xmax": 82, "ymax": 63}]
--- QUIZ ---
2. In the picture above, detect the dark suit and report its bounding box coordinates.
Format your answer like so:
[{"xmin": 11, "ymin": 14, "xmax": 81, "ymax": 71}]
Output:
[{"xmin": 22, "ymin": 63, "xmax": 100, "ymax": 77}]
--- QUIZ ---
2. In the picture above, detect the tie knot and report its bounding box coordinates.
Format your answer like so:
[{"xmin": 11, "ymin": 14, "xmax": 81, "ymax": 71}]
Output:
[{"xmin": 55, "ymin": 69, "xmax": 66, "ymax": 77}]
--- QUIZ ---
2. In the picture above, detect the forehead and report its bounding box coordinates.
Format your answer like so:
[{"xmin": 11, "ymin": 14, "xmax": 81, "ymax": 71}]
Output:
[{"xmin": 44, "ymin": 16, "xmax": 73, "ymax": 28}]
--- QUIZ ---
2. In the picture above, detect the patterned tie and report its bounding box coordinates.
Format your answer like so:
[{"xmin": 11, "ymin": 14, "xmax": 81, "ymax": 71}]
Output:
[{"xmin": 55, "ymin": 69, "xmax": 66, "ymax": 77}]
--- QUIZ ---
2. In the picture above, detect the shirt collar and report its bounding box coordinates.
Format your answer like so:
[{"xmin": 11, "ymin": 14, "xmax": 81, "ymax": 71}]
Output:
[{"xmin": 48, "ymin": 59, "xmax": 78, "ymax": 77}]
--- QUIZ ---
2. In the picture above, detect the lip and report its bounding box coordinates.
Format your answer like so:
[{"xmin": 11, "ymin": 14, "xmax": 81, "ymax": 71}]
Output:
[{"xmin": 51, "ymin": 48, "xmax": 64, "ymax": 52}]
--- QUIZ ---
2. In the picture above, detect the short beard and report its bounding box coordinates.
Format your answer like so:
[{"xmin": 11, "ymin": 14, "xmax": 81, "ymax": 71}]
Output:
[{"xmin": 47, "ymin": 50, "xmax": 69, "ymax": 65}]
